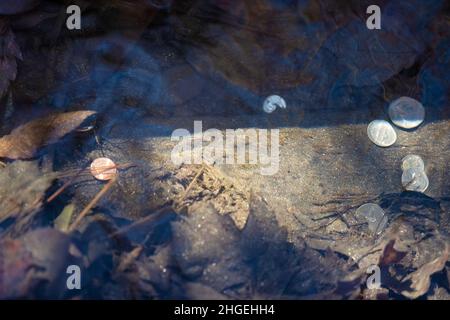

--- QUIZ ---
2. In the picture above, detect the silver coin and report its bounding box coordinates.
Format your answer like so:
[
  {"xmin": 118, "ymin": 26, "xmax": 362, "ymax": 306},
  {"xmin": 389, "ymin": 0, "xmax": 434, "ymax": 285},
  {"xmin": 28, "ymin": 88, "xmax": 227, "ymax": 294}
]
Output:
[
  {"xmin": 356, "ymin": 203, "xmax": 388, "ymax": 235},
  {"xmin": 388, "ymin": 96, "xmax": 425, "ymax": 129},
  {"xmin": 401, "ymin": 154, "xmax": 425, "ymax": 171},
  {"xmin": 401, "ymin": 168, "xmax": 429, "ymax": 193},
  {"xmin": 367, "ymin": 120, "xmax": 397, "ymax": 147},
  {"xmin": 263, "ymin": 95, "xmax": 286, "ymax": 113}
]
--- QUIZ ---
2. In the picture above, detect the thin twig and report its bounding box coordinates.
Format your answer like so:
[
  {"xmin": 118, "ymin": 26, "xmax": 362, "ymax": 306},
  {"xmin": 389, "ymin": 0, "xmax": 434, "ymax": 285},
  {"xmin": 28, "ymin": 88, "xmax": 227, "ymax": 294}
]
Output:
[
  {"xmin": 69, "ymin": 177, "xmax": 117, "ymax": 232},
  {"xmin": 179, "ymin": 165, "xmax": 204, "ymax": 202},
  {"xmin": 109, "ymin": 206, "xmax": 173, "ymax": 238},
  {"xmin": 47, "ymin": 167, "xmax": 86, "ymax": 203},
  {"xmin": 116, "ymin": 245, "xmax": 144, "ymax": 273},
  {"xmin": 48, "ymin": 162, "xmax": 135, "ymax": 202}
]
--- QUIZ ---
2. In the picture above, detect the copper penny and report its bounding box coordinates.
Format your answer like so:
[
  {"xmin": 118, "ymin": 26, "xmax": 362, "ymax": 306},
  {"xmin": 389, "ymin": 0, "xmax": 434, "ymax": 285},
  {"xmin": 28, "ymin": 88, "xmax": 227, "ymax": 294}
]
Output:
[{"xmin": 90, "ymin": 157, "xmax": 117, "ymax": 181}]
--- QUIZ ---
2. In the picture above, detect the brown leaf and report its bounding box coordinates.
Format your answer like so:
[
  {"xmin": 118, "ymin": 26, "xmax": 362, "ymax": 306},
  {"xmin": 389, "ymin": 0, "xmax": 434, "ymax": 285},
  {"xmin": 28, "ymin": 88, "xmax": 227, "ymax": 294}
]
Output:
[
  {"xmin": 0, "ymin": 228, "xmax": 71, "ymax": 299},
  {"xmin": 0, "ymin": 110, "xmax": 96, "ymax": 159},
  {"xmin": 184, "ymin": 282, "xmax": 230, "ymax": 300},
  {"xmin": 116, "ymin": 245, "xmax": 143, "ymax": 273},
  {"xmin": 379, "ymin": 240, "xmax": 407, "ymax": 266},
  {"xmin": 0, "ymin": 161, "xmax": 56, "ymax": 229},
  {"xmin": 0, "ymin": 19, "xmax": 22, "ymax": 98},
  {"xmin": 401, "ymin": 244, "xmax": 450, "ymax": 299},
  {"xmin": 0, "ymin": 1, "xmax": 40, "ymax": 15}
]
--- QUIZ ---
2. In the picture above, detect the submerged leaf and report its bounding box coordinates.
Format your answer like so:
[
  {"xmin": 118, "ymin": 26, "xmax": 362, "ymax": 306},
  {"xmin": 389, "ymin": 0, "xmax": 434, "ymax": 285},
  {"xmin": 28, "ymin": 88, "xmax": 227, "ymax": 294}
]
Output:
[
  {"xmin": 54, "ymin": 204, "xmax": 75, "ymax": 233},
  {"xmin": 0, "ymin": 160, "xmax": 56, "ymax": 226},
  {"xmin": 401, "ymin": 244, "xmax": 450, "ymax": 299},
  {"xmin": 0, "ymin": 110, "xmax": 96, "ymax": 159},
  {"xmin": 379, "ymin": 240, "xmax": 407, "ymax": 266},
  {"xmin": 0, "ymin": 228, "xmax": 71, "ymax": 299},
  {"xmin": 0, "ymin": 1, "xmax": 40, "ymax": 15},
  {"xmin": 0, "ymin": 19, "xmax": 22, "ymax": 98}
]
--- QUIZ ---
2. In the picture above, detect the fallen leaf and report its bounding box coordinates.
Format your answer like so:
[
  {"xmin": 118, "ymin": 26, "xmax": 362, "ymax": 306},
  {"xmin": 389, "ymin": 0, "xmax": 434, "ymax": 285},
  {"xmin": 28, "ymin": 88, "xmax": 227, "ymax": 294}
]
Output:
[
  {"xmin": 401, "ymin": 244, "xmax": 450, "ymax": 299},
  {"xmin": 184, "ymin": 282, "xmax": 230, "ymax": 300},
  {"xmin": 0, "ymin": 1, "xmax": 40, "ymax": 15},
  {"xmin": 0, "ymin": 161, "xmax": 56, "ymax": 229},
  {"xmin": 116, "ymin": 245, "xmax": 143, "ymax": 273},
  {"xmin": 0, "ymin": 228, "xmax": 71, "ymax": 299},
  {"xmin": 54, "ymin": 204, "xmax": 75, "ymax": 233},
  {"xmin": 11, "ymin": 10, "xmax": 58, "ymax": 30},
  {"xmin": 0, "ymin": 19, "xmax": 22, "ymax": 98},
  {"xmin": 379, "ymin": 240, "xmax": 407, "ymax": 266},
  {"xmin": 0, "ymin": 110, "xmax": 96, "ymax": 159},
  {"xmin": 0, "ymin": 236, "xmax": 35, "ymax": 299}
]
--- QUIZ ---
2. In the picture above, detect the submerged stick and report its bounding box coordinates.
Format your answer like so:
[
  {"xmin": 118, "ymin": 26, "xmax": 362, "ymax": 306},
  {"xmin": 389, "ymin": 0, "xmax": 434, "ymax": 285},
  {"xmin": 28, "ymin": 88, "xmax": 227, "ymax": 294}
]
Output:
[
  {"xmin": 69, "ymin": 177, "xmax": 117, "ymax": 232},
  {"xmin": 178, "ymin": 165, "xmax": 204, "ymax": 202},
  {"xmin": 109, "ymin": 206, "xmax": 174, "ymax": 238},
  {"xmin": 47, "ymin": 167, "xmax": 86, "ymax": 203},
  {"xmin": 47, "ymin": 162, "xmax": 135, "ymax": 203}
]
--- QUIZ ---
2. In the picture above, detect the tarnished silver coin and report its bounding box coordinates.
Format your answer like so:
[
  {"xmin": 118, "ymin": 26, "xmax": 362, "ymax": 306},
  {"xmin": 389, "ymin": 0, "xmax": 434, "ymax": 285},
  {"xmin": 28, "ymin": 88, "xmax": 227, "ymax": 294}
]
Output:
[
  {"xmin": 263, "ymin": 95, "xmax": 286, "ymax": 113},
  {"xmin": 356, "ymin": 203, "xmax": 388, "ymax": 235},
  {"xmin": 388, "ymin": 97, "xmax": 425, "ymax": 129},
  {"xmin": 401, "ymin": 154, "xmax": 425, "ymax": 171},
  {"xmin": 367, "ymin": 120, "xmax": 397, "ymax": 147},
  {"xmin": 401, "ymin": 168, "xmax": 429, "ymax": 193}
]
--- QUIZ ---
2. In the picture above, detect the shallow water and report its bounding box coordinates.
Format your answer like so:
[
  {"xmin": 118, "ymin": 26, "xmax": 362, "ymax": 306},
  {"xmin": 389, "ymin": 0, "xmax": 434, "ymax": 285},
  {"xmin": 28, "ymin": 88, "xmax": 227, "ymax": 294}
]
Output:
[{"xmin": 0, "ymin": 0, "xmax": 449, "ymax": 300}]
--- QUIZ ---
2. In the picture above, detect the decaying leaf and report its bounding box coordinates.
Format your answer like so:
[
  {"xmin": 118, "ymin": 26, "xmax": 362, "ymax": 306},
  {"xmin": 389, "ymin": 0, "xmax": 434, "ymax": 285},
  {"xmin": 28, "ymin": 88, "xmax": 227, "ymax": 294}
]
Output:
[
  {"xmin": 0, "ymin": 1, "xmax": 40, "ymax": 15},
  {"xmin": 379, "ymin": 240, "xmax": 408, "ymax": 266},
  {"xmin": 184, "ymin": 282, "xmax": 230, "ymax": 300},
  {"xmin": 401, "ymin": 244, "xmax": 450, "ymax": 299},
  {"xmin": 0, "ymin": 228, "xmax": 71, "ymax": 299},
  {"xmin": 0, "ymin": 235, "xmax": 35, "ymax": 298},
  {"xmin": 0, "ymin": 110, "xmax": 96, "ymax": 159},
  {"xmin": 0, "ymin": 19, "xmax": 22, "ymax": 99},
  {"xmin": 116, "ymin": 245, "xmax": 143, "ymax": 273},
  {"xmin": 0, "ymin": 161, "xmax": 56, "ymax": 227},
  {"xmin": 54, "ymin": 204, "xmax": 75, "ymax": 233}
]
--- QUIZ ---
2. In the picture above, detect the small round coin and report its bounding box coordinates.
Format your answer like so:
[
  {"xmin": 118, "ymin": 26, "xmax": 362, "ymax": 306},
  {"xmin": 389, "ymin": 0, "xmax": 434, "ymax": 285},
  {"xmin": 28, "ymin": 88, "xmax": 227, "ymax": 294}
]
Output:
[
  {"xmin": 263, "ymin": 95, "xmax": 286, "ymax": 113},
  {"xmin": 356, "ymin": 203, "xmax": 388, "ymax": 235},
  {"xmin": 367, "ymin": 120, "xmax": 397, "ymax": 147},
  {"xmin": 401, "ymin": 154, "xmax": 425, "ymax": 171},
  {"xmin": 388, "ymin": 96, "xmax": 425, "ymax": 129},
  {"xmin": 401, "ymin": 168, "xmax": 429, "ymax": 193},
  {"xmin": 90, "ymin": 157, "xmax": 117, "ymax": 181},
  {"xmin": 372, "ymin": 215, "xmax": 388, "ymax": 235}
]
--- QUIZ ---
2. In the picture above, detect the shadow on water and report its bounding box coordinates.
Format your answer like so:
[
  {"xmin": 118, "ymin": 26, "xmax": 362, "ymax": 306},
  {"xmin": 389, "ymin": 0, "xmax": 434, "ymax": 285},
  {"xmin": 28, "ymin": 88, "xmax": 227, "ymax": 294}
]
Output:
[{"xmin": 10, "ymin": 0, "xmax": 447, "ymax": 137}]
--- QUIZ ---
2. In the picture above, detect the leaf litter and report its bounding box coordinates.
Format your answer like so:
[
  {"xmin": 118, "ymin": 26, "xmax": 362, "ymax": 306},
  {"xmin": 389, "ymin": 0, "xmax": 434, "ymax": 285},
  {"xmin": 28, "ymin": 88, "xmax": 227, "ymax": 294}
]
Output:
[
  {"xmin": 0, "ymin": 110, "xmax": 96, "ymax": 159},
  {"xmin": 0, "ymin": 18, "xmax": 22, "ymax": 99}
]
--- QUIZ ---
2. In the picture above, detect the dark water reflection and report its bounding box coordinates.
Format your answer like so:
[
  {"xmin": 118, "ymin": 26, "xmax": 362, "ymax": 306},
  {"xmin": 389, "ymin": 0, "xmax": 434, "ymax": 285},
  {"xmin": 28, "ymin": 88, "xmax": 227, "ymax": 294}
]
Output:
[{"xmin": 7, "ymin": 0, "xmax": 448, "ymax": 133}]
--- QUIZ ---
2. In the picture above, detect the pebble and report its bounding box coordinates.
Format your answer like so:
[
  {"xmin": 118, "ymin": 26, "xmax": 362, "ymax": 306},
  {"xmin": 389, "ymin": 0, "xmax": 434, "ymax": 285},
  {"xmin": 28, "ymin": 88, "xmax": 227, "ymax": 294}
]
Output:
[
  {"xmin": 401, "ymin": 167, "xmax": 429, "ymax": 193},
  {"xmin": 90, "ymin": 157, "xmax": 117, "ymax": 181},
  {"xmin": 326, "ymin": 219, "xmax": 348, "ymax": 233},
  {"xmin": 356, "ymin": 203, "xmax": 388, "ymax": 235},
  {"xmin": 401, "ymin": 154, "xmax": 425, "ymax": 171},
  {"xmin": 367, "ymin": 120, "xmax": 397, "ymax": 147},
  {"xmin": 388, "ymin": 97, "xmax": 425, "ymax": 129},
  {"xmin": 263, "ymin": 95, "xmax": 286, "ymax": 113}
]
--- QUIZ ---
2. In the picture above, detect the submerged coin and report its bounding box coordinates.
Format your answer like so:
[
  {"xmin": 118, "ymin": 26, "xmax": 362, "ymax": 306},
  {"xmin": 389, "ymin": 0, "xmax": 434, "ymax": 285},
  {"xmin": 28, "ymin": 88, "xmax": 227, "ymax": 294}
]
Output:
[
  {"xmin": 367, "ymin": 120, "xmax": 397, "ymax": 147},
  {"xmin": 401, "ymin": 168, "xmax": 429, "ymax": 193},
  {"xmin": 356, "ymin": 203, "xmax": 388, "ymax": 235},
  {"xmin": 388, "ymin": 97, "xmax": 425, "ymax": 129},
  {"xmin": 401, "ymin": 154, "xmax": 425, "ymax": 171},
  {"xmin": 90, "ymin": 157, "xmax": 117, "ymax": 181},
  {"xmin": 263, "ymin": 95, "xmax": 286, "ymax": 113}
]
